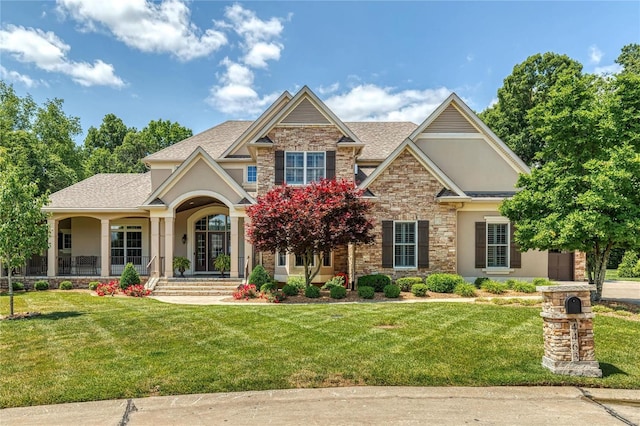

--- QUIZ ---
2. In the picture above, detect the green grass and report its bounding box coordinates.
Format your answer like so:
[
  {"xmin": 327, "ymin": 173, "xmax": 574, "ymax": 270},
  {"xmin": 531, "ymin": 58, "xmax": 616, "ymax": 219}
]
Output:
[
  {"xmin": 606, "ymin": 269, "xmax": 640, "ymax": 282},
  {"xmin": 1, "ymin": 292, "xmax": 639, "ymax": 408}
]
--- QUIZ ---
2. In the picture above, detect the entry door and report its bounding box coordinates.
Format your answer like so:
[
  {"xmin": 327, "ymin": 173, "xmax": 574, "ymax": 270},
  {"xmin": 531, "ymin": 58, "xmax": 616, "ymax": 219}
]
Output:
[
  {"xmin": 208, "ymin": 233, "xmax": 225, "ymax": 271},
  {"xmin": 195, "ymin": 232, "xmax": 207, "ymax": 271},
  {"xmin": 548, "ymin": 251, "xmax": 574, "ymax": 281}
]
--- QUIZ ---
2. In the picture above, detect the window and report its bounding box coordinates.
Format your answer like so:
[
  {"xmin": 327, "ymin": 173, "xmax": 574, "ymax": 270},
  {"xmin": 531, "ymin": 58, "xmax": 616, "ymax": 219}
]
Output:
[
  {"xmin": 111, "ymin": 225, "xmax": 142, "ymax": 265},
  {"xmin": 322, "ymin": 250, "xmax": 331, "ymax": 267},
  {"xmin": 487, "ymin": 223, "xmax": 509, "ymax": 268},
  {"xmin": 394, "ymin": 222, "xmax": 416, "ymax": 268},
  {"xmin": 63, "ymin": 234, "xmax": 72, "ymax": 249},
  {"xmin": 247, "ymin": 165, "xmax": 257, "ymax": 183},
  {"xmin": 285, "ymin": 152, "xmax": 325, "ymax": 184},
  {"xmin": 277, "ymin": 252, "xmax": 287, "ymax": 267},
  {"xmin": 295, "ymin": 254, "xmax": 316, "ymax": 267}
]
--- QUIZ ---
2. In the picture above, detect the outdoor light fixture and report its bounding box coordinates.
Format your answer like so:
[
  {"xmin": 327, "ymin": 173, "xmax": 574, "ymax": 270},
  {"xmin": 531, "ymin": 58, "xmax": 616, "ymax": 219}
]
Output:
[{"xmin": 182, "ymin": 234, "xmax": 187, "ymax": 244}]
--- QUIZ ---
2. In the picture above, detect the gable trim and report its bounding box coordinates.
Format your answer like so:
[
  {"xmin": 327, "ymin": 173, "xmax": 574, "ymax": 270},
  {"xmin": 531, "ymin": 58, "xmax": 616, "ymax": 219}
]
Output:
[
  {"xmin": 142, "ymin": 146, "xmax": 255, "ymax": 208},
  {"xmin": 410, "ymin": 93, "xmax": 530, "ymax": 174},
  {"xmin": 358, "ymin": 138, "xmax": 466, "ymax": 197}
]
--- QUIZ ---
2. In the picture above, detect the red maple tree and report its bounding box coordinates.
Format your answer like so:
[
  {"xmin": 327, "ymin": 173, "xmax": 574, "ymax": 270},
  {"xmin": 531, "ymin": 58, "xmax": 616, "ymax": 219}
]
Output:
[{"xmin": 246, "ymin": 178, "xmax": 374, "ymax": 286}]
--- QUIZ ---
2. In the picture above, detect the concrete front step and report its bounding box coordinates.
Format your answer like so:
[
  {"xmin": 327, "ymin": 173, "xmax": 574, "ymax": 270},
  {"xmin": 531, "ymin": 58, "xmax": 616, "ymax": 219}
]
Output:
[
  {"xmin": 156, "ymin": 282, "xmax": 242, "ymax": 287},
  {"xmin": 155, "ymin": 285, "xmax": 240, "ymax": 291},
  {"xmin": 152, "ymin": 279, "xmax": 243, "ymax": 296},
  {"xmin": 152, "ymin": 290, "xmax": 235, "ymax": 296}
]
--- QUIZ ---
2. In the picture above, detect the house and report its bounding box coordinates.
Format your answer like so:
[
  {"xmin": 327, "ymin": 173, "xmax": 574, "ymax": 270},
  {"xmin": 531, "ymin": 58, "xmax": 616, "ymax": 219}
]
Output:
[{"xmin": 2, "ymin": 86, "xmax": 584, "ymax": 286}]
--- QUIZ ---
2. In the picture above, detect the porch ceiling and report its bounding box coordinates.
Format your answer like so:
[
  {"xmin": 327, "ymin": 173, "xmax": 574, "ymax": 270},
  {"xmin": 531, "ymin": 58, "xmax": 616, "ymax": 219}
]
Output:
[{"xmin": 176, "ymin": 197, "xmax": 226, "ymax": 213}]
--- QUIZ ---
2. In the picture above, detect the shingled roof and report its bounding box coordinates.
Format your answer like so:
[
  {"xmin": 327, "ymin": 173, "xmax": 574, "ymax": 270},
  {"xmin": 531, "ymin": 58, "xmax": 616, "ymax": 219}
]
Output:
[
  {"xmin": 47, "ymin": 173, "xmax": 151, "ymax": 209},
  {"xmin": 144, "ymin": 120, "xmax": 418, "ymax": 163}
]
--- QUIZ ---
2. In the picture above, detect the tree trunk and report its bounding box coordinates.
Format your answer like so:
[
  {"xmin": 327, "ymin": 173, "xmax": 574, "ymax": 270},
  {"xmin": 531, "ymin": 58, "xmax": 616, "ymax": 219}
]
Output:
[
  {"xmin": 8, "ymin": 266, "xmax": 14, "ymax": 317},
  {"xmin": 590, "ymin": 243, "xmax": 612, "ymax": 302},
  {"xmin": 303, "ymin": 250, "xmax": 322, "ymax": 287}
]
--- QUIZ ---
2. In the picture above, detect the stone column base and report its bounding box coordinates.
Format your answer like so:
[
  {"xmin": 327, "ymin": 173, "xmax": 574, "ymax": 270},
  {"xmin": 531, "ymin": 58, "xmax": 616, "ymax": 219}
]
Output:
[{"xmin": 542, "ymin": 357, "xmax": 602, "ymax": 378}]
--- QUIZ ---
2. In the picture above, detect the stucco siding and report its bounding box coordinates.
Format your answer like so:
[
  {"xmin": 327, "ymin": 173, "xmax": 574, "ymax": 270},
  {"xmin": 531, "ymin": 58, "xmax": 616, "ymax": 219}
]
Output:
[
  {"xmin": 71, "ymin": 217, "xmax": 100, "ymax": 257},
  {"xmin": 162, "ymin": 159, "xmax": 241, "ymax": 206},
  {"xmin": 415, "ymin": 137, "xmax": 519, "ymax": 191},
  {"xmin": 151, "ymin": 168, "xmax": 172, "ymax": 192},
  {"xmin": 457, "ymin": 211, "xmax": 548, "ymax": 279}
]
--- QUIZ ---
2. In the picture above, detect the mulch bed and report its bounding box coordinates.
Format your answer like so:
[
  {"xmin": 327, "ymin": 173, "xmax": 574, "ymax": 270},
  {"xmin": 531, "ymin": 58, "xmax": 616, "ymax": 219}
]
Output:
[{"xmin": 0, "ymin": 312, "xmax": 41, "ymax": 321}]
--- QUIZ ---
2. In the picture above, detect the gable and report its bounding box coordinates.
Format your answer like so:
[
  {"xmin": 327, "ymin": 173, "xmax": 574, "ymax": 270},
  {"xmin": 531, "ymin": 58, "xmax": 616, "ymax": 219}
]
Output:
[
  {"xmin": 422, "ymin": 104, "xmax": 478, "ymax": 133},
  {"xmin": 280, "ymin": 98, "xmax": 330, "ymax": 124}
]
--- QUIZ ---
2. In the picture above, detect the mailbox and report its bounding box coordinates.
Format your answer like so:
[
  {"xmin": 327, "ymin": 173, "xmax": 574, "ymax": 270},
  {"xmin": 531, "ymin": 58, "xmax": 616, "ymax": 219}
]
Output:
[{"xmin": 565, "ymin": 296, "xmax": 582, "ymax": 314}]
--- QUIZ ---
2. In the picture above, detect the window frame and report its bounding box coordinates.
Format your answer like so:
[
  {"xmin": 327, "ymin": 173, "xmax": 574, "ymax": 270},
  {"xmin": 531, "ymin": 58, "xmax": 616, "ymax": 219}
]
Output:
[
  {"xmin": 246, "ymin": 165, "xmax": 257, "ymax": 183},
  {"xmin": 285, "ymin": 151, "xmax": 326, "ymax": 185},
  {"xmin": 485, "ymin": 217, "xmax": 510, "ymax": 270},
  {"xmin": 295, "ymin": 253, "xmax": 317, "ymax": 267},
  {"xmin": 111, "ymin": 225, "xmax": 143, "ymax": 265},
  {"xmin": 277, "ymin": 251, "xmax": 287, "ymax": 267},
  {"xmin": 393, "ymin": 221, "xmax": 417, "ymax": 269}
]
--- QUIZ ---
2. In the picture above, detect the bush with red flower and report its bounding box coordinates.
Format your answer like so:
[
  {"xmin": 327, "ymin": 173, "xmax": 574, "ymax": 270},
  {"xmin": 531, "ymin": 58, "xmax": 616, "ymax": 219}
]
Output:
[
  {"xmin": 123, "ymin": 284, "xmax": 151, "ymax": 297},
  {"xmin": 95, "ymin": 281, "xmax": 120, "ymax": 296},
  {"xmin": 233, "ymin": 284, "xmax": 258, "ymax": 300}
]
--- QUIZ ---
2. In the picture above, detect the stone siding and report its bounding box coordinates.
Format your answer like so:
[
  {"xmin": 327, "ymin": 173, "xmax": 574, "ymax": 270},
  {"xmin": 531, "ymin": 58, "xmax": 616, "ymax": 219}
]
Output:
[
  {"xmin": 574, "ymin": 251, "xmax": 586, "ymax": 281},
  {"xmin": 0, "ymin": 276, "xmax": 148, "ymax": 291},
  {"xmin": 356, "ymin": 149, "xmax": 458, "ymax": 280}
]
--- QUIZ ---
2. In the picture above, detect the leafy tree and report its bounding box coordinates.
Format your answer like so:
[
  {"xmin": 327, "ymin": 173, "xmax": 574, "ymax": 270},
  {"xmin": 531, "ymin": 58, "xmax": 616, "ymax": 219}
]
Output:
[
  {"xmin": 616, "ymin": 43, "xmax": 640, "ymax": 74},
  {"xmin": 140, "ymin": 119, "xmax": 192, "ymax": 152},
  {"xmin": 500, "ymin": 65, "xmax": 640, "ymax": 300},
  {"xmin": 480, "ymin": 53, "xmax": 583, "ymax": 165},
  {"xmin": 83, "ymin": 113, "xmax": 133, "ymax": 154},
  {"xmin": 0, "ymin": 164, "xmax": 49, "ymax": 316},
  {"xmin": 246, "ymin": 179, "xmax": 374, "ymax": 287}
]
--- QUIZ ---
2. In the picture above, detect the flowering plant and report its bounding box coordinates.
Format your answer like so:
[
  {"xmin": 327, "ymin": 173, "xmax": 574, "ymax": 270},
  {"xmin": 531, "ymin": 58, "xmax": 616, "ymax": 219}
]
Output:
[
  {"xmin": 335, "ymin": 272, "xmax": 349, "ymax": 288},
  {"xmin": 233, "ymin": 284, "xmax": 258, "ymax": 300},
  {"xmin": 123, "ymin": 284, "xmax": 151, "ymax": 297},
  {"xmin": 261, "ymin": 290, "xmax": 287, "ymax": 303},
  {"xmin": 95, "ymin": 280, "xmax": 119, "ymax": 296}
]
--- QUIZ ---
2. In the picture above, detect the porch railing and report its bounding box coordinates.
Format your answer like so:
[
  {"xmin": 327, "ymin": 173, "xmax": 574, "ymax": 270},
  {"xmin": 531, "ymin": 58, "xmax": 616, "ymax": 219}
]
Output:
[
  {"xmin": 110, "ymin": 256, "xmax": 150, "ymax": 276},
  {"xmin": 59, "ymin": 256, "xmax": 100, "ymax": 276},
  {"xmin": 7, "ymin": 255, "xmax": 48, "ymax": 276}
]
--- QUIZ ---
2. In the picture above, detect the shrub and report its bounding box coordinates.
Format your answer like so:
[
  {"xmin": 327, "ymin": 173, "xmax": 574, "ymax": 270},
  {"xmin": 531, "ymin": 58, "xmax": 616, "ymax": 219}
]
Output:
[
  {"xmin": 532, "ymin": 277, "xmax": 551, "ymax": 286},
  {"xmin": 512, "ymin": 281, "xmax": 536, "ymax": 293},
  {"xmin": 172, "ymin": 256, "xmax": 190, "ymax": 277},
  {"xmin": 505, "ymin": 279, "xmax": 517, "ymax": 289},
  {"xmin": 286, "ymin": 275, "xmax": 306, "ymax": 291},
  {"xmin": 248, "ymin": 265, "xmax": 272, "ymax": 288},
  {"xmin": 119, "ymin": 263, "xmax": 140, "ymax": 290},
  {"xmin": 305, "ymin": 285, "xmax": 320, "ymax": 298},
  {"xmin": 263, "ymin": 291, "xmax": 287, "ymax": 303},
  {"xmin": 330, "ymin": 286, "xmax": 347, "ymax": 299},
  {"xmin": 357, "ymin": 286, "xmax": 375, "ymax": 299},
  {"xmin": 426, "ymin": 273, "xmax": 465, "ymax": 293},
  {"xmin": 260, "ymin": 282, "xmax": 277, "ymax": 293},
  {"xmin": 396, "ymin": 277, "xmax": 423, "ymax": 292},
  {"xmin": 11, "ymin": 282, "xmax": 25, "ymax": 291},
  {"xmin": 383, "ymin": 284, "xmax": 401, "ymax": 298},
  {"xmin": 233, "ymin": 284, "xmax": 258, "ymax": 300},
  {"xmin": 358, "ymin": 274, "xmax": 391, "ymax": 292},
  {"xmin": 411, "ymin": 283, "xmax": 429, "ymax": 297},
  {"xmin": 88, "ymin": 281, "xmax": 100, "ymax": 291},
  {"xmin": 454, "ymin": 283, "xmax": 477, "ymax": 297},
  {"xmin": 618, "ymin": 251, "xmax": 639, "ymax": 278},
  {"xmin": 282, "ymin": 284, "xmax": 299, "ymax": 296},
  {"xmin": 96, "ymin": 281, "xmax": 119, "ymax": 296},
  {"xmin": 59, "ymin": 281, "xmax": 73, "ymax": 290},
  {"xmin": 34, "ymin": 280, "xmax": 49, "ymax": 291},
  {"xmin": 481, "ymin": 280, "xmax": 509, "ymax": 294},
  {"xmin": 322, "ymin": 275, "xmax": 345, "ymax": 290},
  {"xmin": 474, "ymin": 277, "xmax": 490, "ymax": 288},
  {"xmin": 124, "ymin": 284, "xmax": 151, "ymax": 297}
]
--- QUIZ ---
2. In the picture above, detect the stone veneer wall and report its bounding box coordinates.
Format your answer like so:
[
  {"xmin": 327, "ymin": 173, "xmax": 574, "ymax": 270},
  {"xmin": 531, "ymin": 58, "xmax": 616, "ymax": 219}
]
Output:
[
  {"xmin": 574, "ymin": 251, "xmax": 586, "ymax": 281},
  {"xmin": 356, "ymin": 150, "xmax": 458, "ymax": 279},
  {"xmin": 0, "ymin": 276, "xmax": 148, "ymax": 291},
  {"xmin": 255, "ymin": 125, "xmax": 355, "ymax": 279}
]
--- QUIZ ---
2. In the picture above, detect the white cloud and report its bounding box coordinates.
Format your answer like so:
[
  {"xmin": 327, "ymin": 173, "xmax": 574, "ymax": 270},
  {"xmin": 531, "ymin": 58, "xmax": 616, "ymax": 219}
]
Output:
[
  {"xmin": 594, "ymin": 63, "xmax": 622, "ymax": 75},
  {"xmin": 488, "ymin": 97, "xmax": 498, "ymax": 108},
  {"xmin": 589, "ymin": 45, "xmax": 603, "ymax": 64},
  {"xmin": 324, "ymin": 84, "xmax": 453, "ymax": 123},
  {"xmin": 317, "ymin": 82, "xmax": 340, "ymax": 95},
  {"xmin": 207, "ymin": 58, "xmax": 279, "ymax": 116},
  {"xmin": 0, "ymin": 24, "xmax": 124, "ymax": 87},
  {"xmin": 0, "ymin": 65, "xmax": 39, "ymax": 88},
  {"xmin": 244, "ymin": 42, "xmax": 282, "ymax": 68},
  {"xmin": 57, "ymin": 0, "xmax": 227, "ymax": 61}
]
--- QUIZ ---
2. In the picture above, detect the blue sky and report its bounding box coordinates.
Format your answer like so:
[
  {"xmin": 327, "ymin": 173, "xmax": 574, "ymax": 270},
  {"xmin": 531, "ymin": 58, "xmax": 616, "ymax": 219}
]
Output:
[{"xmin": 1, "ymin": 1, "xmax": 639, "ymax": 142}]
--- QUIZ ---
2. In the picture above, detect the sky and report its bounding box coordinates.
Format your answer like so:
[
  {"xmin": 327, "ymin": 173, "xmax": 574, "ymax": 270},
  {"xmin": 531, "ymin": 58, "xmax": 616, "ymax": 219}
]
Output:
[{"xmin": 1, "ymin": 1, "xmax": 639, "ymax": 143}]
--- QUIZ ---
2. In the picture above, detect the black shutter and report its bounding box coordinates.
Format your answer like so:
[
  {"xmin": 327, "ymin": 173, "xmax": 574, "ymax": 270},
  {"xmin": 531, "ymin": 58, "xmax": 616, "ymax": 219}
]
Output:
[
  {"xmin": 418, "ymin": 220, "xmax": 429, "ymax": 268},
  {"xmin": 275, "ymin": 150, "xmax": 284, "ymax": 184},
  {"xmin": 510, "ymin": 224, "xmax": 521, "ymax": 268},
  {"xmin": 326, "ymin": 150, "xmax": 336, "ymax": 179},
  {"xmin": 382, "ymin": 221, "xmax": 393, "ymax": 268},
  {"xmin": 475, "ymin": 222, "xmax": 486, "ymax": 269}
]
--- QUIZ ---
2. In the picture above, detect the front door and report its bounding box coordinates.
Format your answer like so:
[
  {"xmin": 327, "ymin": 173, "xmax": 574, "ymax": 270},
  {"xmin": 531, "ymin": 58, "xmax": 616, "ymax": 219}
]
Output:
[
  {"xmin": 548, "ymin": 251, "xmax": 574, "ymax": 281},
  {"xmin": 194, "ymin": 214, "xmax": 230, "ymax": 273}
]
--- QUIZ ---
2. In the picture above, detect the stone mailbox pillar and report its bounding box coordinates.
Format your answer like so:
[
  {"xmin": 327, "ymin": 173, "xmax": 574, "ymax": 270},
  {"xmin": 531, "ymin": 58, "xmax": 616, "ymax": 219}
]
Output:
[{"xmin": 536, "ymin": 284, "xmax": 602, "ymax": 377}]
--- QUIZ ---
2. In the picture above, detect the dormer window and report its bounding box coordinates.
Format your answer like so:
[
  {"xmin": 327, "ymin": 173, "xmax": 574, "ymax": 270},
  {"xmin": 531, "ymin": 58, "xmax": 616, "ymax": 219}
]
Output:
[{"xmin": 285, "ymin": 152, "xmax": 325, "ymax": 185}]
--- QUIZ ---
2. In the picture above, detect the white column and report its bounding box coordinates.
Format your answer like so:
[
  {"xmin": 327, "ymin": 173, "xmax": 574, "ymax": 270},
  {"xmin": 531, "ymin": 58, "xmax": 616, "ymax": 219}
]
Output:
[
  {"xmin": 150, "ymin": 217, "xmax": 160, "ymax": 277},
  {"xmin": 100, "ymin": 219, "xmax": 110, "ymax": 277},
  {"xmin": 164, "ymin": 216, "xmax": 174, "ymax": 278},
  {"xmin": 230, "ymin": 216, "xmax": 239, "ymax": 278},
  {"xmin": 47, "ymin": 219, "xmax": 58, "ymax": 277}
]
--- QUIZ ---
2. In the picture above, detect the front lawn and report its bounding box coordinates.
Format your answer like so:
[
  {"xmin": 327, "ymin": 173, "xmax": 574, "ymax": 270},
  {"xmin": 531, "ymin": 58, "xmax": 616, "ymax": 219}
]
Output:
[
  {"xmin": 1, "ymin": 291, "xmax": 639, "ymax": 408},
  {"xmin": 606, "ymin": 269, "xmax": 640, "ymax": 282}
]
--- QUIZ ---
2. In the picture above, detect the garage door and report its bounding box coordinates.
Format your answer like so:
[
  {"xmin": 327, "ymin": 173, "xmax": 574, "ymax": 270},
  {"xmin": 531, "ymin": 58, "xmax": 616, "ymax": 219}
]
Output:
[{"xmin": 548, "ymin": 251, "xmax": 574, "ymax": 281}]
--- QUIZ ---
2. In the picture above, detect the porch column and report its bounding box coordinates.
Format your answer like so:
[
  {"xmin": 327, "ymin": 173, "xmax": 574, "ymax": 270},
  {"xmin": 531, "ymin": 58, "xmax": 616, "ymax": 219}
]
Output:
[
  {"xmin": 100, "ymin": 219, "xmax": 110, "ymax": 277},
  {"xmin": 230, "ymin": 216, "xmax": 239, "ymax": 278},
  {"xmin": 164, "ymin": 216, "xmax": 174, "ymax": 278},
  {"xmin": 150, "ymin": 217, "xmax": 160, "ymax": 277},
  {"xmin": 244, "ymin": 239, "xmax": 253, "ymax": 282},
  {"xmin": 47, "ymin": 218, "xmax": 58, "ymax": 277}
]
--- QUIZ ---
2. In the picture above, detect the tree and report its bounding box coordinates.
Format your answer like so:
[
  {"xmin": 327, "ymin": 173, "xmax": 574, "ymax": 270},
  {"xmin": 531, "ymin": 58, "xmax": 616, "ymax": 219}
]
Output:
[
  {"xmin": 616, "ymin": 43, "xmax": 640, "ymax": 74},
  {"xmin": 500, "ymin": 67, "xmax": 640, "ymax": 301},
  {"xmin": 246, "ymin": 179, "xmax": 375, "ymax": 287},
  {"xmin": 0, "ymin": 164, "xmax": 49, "ymax": 317},
  {"xmin": 479, "ymin": 53, "xmax": 583, "ymax": 165}
]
